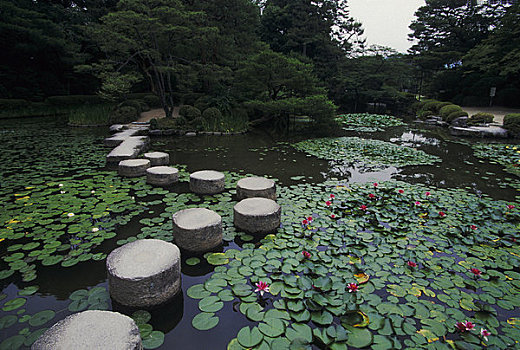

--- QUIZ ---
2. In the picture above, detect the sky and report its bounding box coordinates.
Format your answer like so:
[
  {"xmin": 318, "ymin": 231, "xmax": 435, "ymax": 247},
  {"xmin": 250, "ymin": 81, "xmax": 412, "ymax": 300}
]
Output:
[{"xmin": 348, "ymin": 0, "xmax": 426, "ymax": 53}]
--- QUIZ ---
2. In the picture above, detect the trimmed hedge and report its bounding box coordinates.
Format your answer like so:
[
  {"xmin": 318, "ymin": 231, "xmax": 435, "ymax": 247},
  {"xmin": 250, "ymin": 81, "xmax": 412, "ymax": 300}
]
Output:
[
  {"xmin": 503, "ymin": 113, "xmax": 520, "ymax": 134},
  {"xmin": 202, "ymin": 107, "xmax": 222, "ymax": 121},
  {"xmin": 423, "ymin": 100, "xmax": 441, "ymax": 112},
  {"xmin": 179, "ymin": 105, "xmax": 201, "ymax": 121},
  {"xmin": 418, "ymin": 109, "xmax": 435, "ymax": 120},
  {"xmin": 467, "ymin": 113, "xmax": 494, "ymax": 126},
  {"xmin": 109, "ymin": 106, "xmax": 138, "ymax": 124},
  {"xmin": 439, "ymin": 104, "xmax": 462, "ymax": 120},
  {"xmin": 120, "ymin": 99, "xmax": 149, "ymax": 113},
  {"xmin": 446, "ymin": 110, "xmax": 468, "ymax": 124}
]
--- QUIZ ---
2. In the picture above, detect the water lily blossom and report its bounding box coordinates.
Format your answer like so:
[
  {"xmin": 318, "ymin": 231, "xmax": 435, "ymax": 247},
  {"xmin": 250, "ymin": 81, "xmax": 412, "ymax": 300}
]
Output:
[
  {"xmin": 439, "ymin": 211, "xmax": 446, "ymax": 217},
  {"xmin": 368, "ymin": 193, "xmax": 375, "ymax": 199},
  {"xmin": 91, "ymin": 190, "xmax": 95, "ymax": 194},
  {"xmin": 480, "ymin": 328, "xmax": 491, "ymax": 341},
  {"xmin": 347, "ymin": 283, "xmax": 358, "ymax": 292},
  {"xmin": 302, "ymin": 219, "xmax": 308, "ymax": 225},
  {"xmin": 373, "ymin": 182, "xmax": 378, "ymax": 188},
  {"xmin": 325, "ymin": 201, "xmax": 332, "ymax": 206},
  {"xmin": 67, "ymin": 213, "xmax": 75, "ymax": 217},
  {"xmin": 307, "ymin": 216, "xmax": 313, "ymax": 222},
  {"xmin": 425, "ymin": 191, "xmax": 431, "ymax": 196},
  {"xmin": 330, "ymin": 214, "xmax": 336, "ymax": 219},
  {"xmin": 455, "ymin": 322, "xmax": 467, "ymax": 332},
  {"xmin": 398, "ymin": 189, "xmax": 404, "ymax": 194},
  {"xmin": 507, "ymin": 204, "xmax": 515, "ymax": 210},
  {"xmin": 470, "ymin": 268, "xmax": 482, "ymax": 277},
  {"xmin": 330, "ymin": 194, "xmax": 335, "ymax": 199},
  {"xmin": 302, "ymin": 251, "xmax": 311, "ymax": 259},
  {"xmin": 58, "ymin": 184, "xmax": 63, "ymax": 187},
  {"xmin": 470, "ymin": 225, "xmax": 477, "ymax": 230},
  {"xmin": 254, "ymin": 281, "xmax": 270, "ymax": 296},
  {"xmin": 360, "ymin": 205, "xmax": 367, "ymax": 211},
  {"xmin": 463, "ymin": 321, "xmax": 475, "ymax": 331},
  {"xmin": 415, "ymin": 201, "xmax": 421, "ymax": 206},
  {"xmin": 407, "ymin": 261, "xmax": 417, "ymax": 268},
  {"xmin": 92, "ymin": 227, "xmax": 99, "ymax": 232}
]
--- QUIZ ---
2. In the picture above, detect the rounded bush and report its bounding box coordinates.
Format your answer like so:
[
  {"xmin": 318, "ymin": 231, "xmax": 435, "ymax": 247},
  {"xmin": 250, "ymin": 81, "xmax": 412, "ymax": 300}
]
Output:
[
  {"xmin": 433, "ymin": 102, "xmax": 452, "ymax": 113},
  {"xmin": 202, "ymin": 107, "xmax": 222, "ymax": 121},
  {"xmin": 144, "ymin": 95, "xmax": 161, "ymax": 108},
  {"xmin": 503, "ymin": 113, "xmax": 520, "ymax": 134},
  {"xmin": 121, "ymin": 99, "xmax": 149, "ymax": 113},
  {"xmin": 179, "ymin": 105, "xmax": 201, "ymax": 121},
  {"xmin": 190, "ymin": 116, "xmax": 204, "ymax": 131},
  {"xmin": 467, "ymin": 113, "xmax": 494, "ymax": 126},
  {"xmin": 446, "ymin": 110, "xmax": 468, "ymax": 124},
  {"xmin": 439, "ymin": 104, "xmax": 462, "ymax": 120},
  {"xmin": 422, "ymin": 100, "xmax": 441, "ymax": 112},
  {"xmin": 109, "ymin": 106, "xmax": 138, "ymax": 124},
  {"xmin": 149, "ymin": 118, "xmax": 159, "ymax": 130},
  {"xmin": 418, "ymin": 109, "xmax": 435, "ymax": 120}
]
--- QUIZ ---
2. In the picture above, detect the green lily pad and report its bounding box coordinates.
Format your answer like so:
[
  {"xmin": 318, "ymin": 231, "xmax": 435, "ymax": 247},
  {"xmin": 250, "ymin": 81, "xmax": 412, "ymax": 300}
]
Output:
[
  {"xmin": 207, "ymin": 253, "xmax": 229, "ymax": 266},
  {"xmin": 186, "ymin": 257, "xmax": 200, "ymax": 266},
  {"xmin": 2, "ymin": 298, "xmax": 26, "ymax": 312},
  {"xmin": 237, "ymin": 326, "xmax": 263, "ymax": 348},
  {"xmin": 28, "ymin": 310, "xmax": 55, "ymax": 327},
  {"xmin": 142, "ymin": 330, "xmax": 164, "ymax": 349},
  {"xmin": 192, "ymin": 312, "xmax": 219, "ymax": 331}
]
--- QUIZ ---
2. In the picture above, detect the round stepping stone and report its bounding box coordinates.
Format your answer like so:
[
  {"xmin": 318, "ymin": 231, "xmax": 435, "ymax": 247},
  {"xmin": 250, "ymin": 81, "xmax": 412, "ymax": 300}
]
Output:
[
  {"xmin": 190, "ymin": 170, "xmax": 225, "ymax": 194},
  {"xmin": 236, "ymin": 176, "xmax": 276, "ymax": 200},
  {"xmin": 31, "ymin": 310, "xmax": 141, "ymax": 350},
  {"xmin": 118, "ymin": 159, "xmax": 150, "ymax": 177},
  {"xmin": 144, "ymin": 151, "xmax": 170, "ymax": 166},
  {"xmin": 172, "ymin": 208, "xmax": 222, "ymax": 252},
  {"xmin": 234, "ymin": 198, "xmax": 281, "ymax": 235},
  {"xmin": 107, "ymin": 239, "xmax": 181, "ymax": 308},
  {"xmin": 146, "ymin": 166, "xmax": 179, "ymax": 186}
]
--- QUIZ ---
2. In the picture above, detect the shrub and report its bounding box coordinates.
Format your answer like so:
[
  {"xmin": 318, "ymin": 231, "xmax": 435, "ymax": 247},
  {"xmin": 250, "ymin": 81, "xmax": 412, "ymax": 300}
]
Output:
[
  {"xmin": 194, "ymin": 96, "xmax": 212, "ymax": 112},
  {"xmin": 127, "ymin": 92, "xmax": 150, "ymax": 100},
  {"xmin": 108, "ymin": 106, "xmax": 138, "ymax": 124},
  {"xmin": 467, "ymin": 113, "xmax": 494, "ymax": 126},
  {"xmin": 422, "ymin": 100, "xmax": 441, "ymax": 112},
  {"xmin": 144, "ymin": 95, "xmax": 161, "ymax": 108},
  {"xmin": 149, "ymin": 118, "xmax": 158, "ymax": 130},
  {"xmin": 120, "ymin": 99, "xmax": 149, "ymax": 113},
  {"xmin": 179, "ymin": 105, "xmax": 201, "ymax": 121},
  {"xmin": 46, "ymin": 95, "xmax": 104, "ymax": 106},
  {"xmin": 503, "ymin": 113, "xmax": 520, "ymax": 134},
  {"xmin": 446, "ymin": 110, "xmax": 468, "ymax": 124},
  {"xmin": 202, "ymin": 107, "xmax": 222, "ymax": 121},
  {"xmin": 418, "ymin": 109, "xmax": 435, "ymax": 120},
  {"xmin": 439, "ymin": 104, "xmax": 462, "ymax": 120},
  {"xmin": 190, "ymin": 116, "xmax": 204, "ymax": 131},
  {"xmin": 156, "ymin": 118, "xmax": 177, "ymax": 130},
  {"xmin": 433, "ymin": 102, "xmax": 452, "ymax": 113}
]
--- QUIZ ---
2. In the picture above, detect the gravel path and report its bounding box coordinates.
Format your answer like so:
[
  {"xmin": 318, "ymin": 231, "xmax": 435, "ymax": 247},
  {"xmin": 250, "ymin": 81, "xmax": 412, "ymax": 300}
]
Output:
[
  {"xmin": 462, "ymin": 106, "xmax": 520, "ymax": 125},
  {"xmin": 137, "ymin": 106, "xmax": 179, "ymax": 122}
]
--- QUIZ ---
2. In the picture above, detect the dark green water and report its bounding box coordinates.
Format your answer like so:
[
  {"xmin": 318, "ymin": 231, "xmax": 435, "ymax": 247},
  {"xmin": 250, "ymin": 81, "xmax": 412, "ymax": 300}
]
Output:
[{"xmin": 0, "ymin": 117, "xmax": 518, "ymax": 349}]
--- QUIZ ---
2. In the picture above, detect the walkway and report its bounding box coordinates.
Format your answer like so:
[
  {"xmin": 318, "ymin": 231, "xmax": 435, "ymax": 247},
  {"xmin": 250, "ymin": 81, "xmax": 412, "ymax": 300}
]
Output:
[
  {"xmin": 137, "ymin": 106, "xmax": 179, "ymax": 122},
  {"xmin": 461, "ymin": 106, "xmax": 520, "ymax": 125}
]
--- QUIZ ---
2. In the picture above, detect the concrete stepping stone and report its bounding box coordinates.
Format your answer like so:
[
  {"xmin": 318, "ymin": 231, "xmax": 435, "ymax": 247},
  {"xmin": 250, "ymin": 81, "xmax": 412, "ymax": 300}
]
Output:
[
  {"xmin": 172, "ymin": 208, "xmax": 222, "ymax": 252},
  {"xmin": 106, "ymin": 136, "xmax": 150, "ymax": 166},
  {"xmin": 31, "ymin": 310, "xmax": 141, "ymax": 350},
  {"xmin": 147, "ymin": 166, "xmax": 179, "ymax": 186},
  {"xmin": 118, "ymin": 159, "xmax": 150, "ymax": 177},
  {"xmin": 190, "ymin": 170, "xmax": 225, "ymax": 194},
  {"xmin": 107, "ymin": 239, "xmax": 181, "ymax": 308},
  {"xmin": 144, "ymin": 151, "xmax": 170, "ymax": 166},
  {"xmin": 234, "ymin": 197, "xmax": 281, "ymax": 235},
  {"xmin": 236, "ymin": 176, "xmax": 276, "ymax": 200}
]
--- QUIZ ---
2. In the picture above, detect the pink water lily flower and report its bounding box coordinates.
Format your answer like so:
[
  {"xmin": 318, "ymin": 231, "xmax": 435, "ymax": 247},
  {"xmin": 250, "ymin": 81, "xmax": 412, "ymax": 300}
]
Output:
[
  {"xmin": 360, "ymin": 205, "xmax": 367, "ymax": 211},
  {"xmin": 307, "ymin": 216, "xmax": 313, "ymax": 222},
  {"xmin": 373, "ymin": 182, "xmax": 378, "ymax": 187},
  {"xmin": 368, "ymin": 193, "xmax": 375, "ymax": 199},
  {"xmin": 480, "ymin": 328, "xmax": 491, "ymax": 341},
  {"xmin": 470, "ymin": 268, "xmax": 482, "ymax": 277},
  {"xmin": 346, "ymin": 283, "xmax": 358, "ymax": 292},
  {"xmin": 302, "ymin": 219, "xmax": 308, "ymax": 225},
  {"xmin": 254, "ymin": 281, "xmax": 269, "ymax": 296},
  {"xmin": 330, "ymin": 214, "xmax": 336, "ymax": 219},
  {"xmin": 507, "ymin": 204, "xmax": 515, "ymax": 210},
  {"xmin": 463, "ymin": 321, "xmax": 475, "ymax": 331},
  {"xmin": 325, "ymin": 201, "xmax": 332, "ymax": 206},
  {"xmin": 425, "ymin": 191, "xmax": 431, "ymax": 196},
  {"xmin": 455, "ymin": 322, "xmax": 467, "ymax": 332},
  {"xmin": 407, "ymin": 261, "xmax": 417, "ymax": 268},
  {"xmin": 302, "ymin": 251, "xmax": 311, "ymax": 259},
  {"xmin": 330, "ymin": 194, "xmax": 335, "ymax": 199},
  {"xmin": 439, "ymin": 211, "xmax": 446, "ymax": 217},
  {"xmin": 415, "ymin": 201, "xmax": 421, "ymax": 206},
  {"xmin": 398, "ymin": 189, "xmax": 404, "ymax": 194},
  {"xmin": 470, "ymin": 225, "xmax": 477, "ymax": 230}
]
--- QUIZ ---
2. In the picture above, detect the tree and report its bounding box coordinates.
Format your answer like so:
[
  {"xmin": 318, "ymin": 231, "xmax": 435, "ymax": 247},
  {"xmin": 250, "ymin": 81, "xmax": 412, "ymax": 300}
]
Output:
[
  {"xmin": 235, "ymin": 47, "xmax": 336, "ymax": 129},
  {"xmin": 86, "ymin": 0, "xmax": 218, "ymax": 118}
]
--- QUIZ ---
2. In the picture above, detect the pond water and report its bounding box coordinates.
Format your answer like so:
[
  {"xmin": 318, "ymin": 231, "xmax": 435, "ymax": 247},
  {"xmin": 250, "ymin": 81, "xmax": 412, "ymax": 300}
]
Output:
[{"xmin": 0, "ymin": 116, "xmax": 518, "ymax": 349}]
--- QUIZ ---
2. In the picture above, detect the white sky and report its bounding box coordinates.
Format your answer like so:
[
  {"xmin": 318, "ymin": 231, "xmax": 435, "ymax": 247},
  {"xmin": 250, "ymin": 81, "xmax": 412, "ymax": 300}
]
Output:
[{"xmin": 348, "ymin": 0, "xmax": 426, "ymax": 53}]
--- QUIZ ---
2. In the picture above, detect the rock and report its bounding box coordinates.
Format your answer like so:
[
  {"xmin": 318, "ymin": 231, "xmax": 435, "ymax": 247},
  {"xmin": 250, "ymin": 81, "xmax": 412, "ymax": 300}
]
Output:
[
  {"xmin": 185, "ymin": 132, "xmax": 197, "ymax": 137},
  {"xmin": 106, "ymin": 136, "xmax": 150, "ymax": 166},
  {"xmin": 163, "ymin": 129, "xmax": 175, "ymax": 136},
  {"xmin": 449, "ymin": 126, "xmax": 509, "ymax": 138},
  {"xmin": 190, "ymin": 170, "xmax": 225, "ymax": 194},
  {"xmin": 118, "ymin": 159, "xmax": 151, "ymax": 177},
  {"xmin": 107, "ymin": 239, "xmax": 181, "ymax": 308},
  {"xmin": 451, "ymin": 117, "xmax": 468, "ymax": 127},
  {"xmin": 149, "ymin": 130, "xmax": 163, "ymax": 137},
  {"xmin": 234, "ymin": 198, "xmax": 281, "ymax": 235},
  {"xmin": 31, "ymin": 310, "xmax": 141, "ymax": 350},
  {"xmin": 144, "ymin": 151, "xmax": 169, "ymax": 166},
  {"xmin": 109, "ymin": 124, "xmax": 125, "ymax": 134},
  {"xmin": 147, "ymin": 166, "xmax": 179, "ymax": 186},
  {"xmin": 104, "ymin": 127, "xmax": 148, "ymax": 147},
  {"xmin": 236, "ymin": 177, "xmax": 276, "ymax": 200},
  {"xmin": 172, "ymin": 208, "xmax": 222, "ymax": 252}
]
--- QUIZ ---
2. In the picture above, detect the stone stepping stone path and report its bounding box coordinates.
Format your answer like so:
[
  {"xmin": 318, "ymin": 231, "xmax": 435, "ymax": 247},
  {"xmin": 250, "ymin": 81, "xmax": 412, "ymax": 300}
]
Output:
[
  {"xmin": 105, "ymin": 124, "xmax": 150, "ymax": 167},
  {"xmin": 234, "ymin": 197, "xmax": 281, "ymax": 234},
  {"xmin": 32, "ymin": 310, "xmax": 142, "ymax": 350},
  {"xmin": 107, "ymin": 239, "xmax": 181, "ymax": 308},
  {"xmin": 144, "ymin": 151, "xmax": 169, "ymax": 166},
  {"xmin": 146, "ymin": 166, "xmax": 179, "ymax": 186},
  {"xmin": 189, "ymin": 170, "xmax": 225, "ymax": 194},
  {"xmin": 172, "ymin": 208, "xmax": 222, "ymax": 252},
  {"xmin": 236, "ymin": 176, "xmax": 276, "ymax": 200},
  {"xmin": 118, "ymin": 159, "xmax": 150, "ymax": 177}
]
